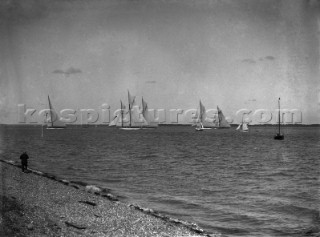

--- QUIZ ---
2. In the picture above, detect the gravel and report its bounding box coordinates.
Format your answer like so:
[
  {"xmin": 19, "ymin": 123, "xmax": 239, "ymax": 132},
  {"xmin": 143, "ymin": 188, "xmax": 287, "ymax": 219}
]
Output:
[{"xmin": 0, "ymin": 160, "xmax": 219, "ymax": 237}]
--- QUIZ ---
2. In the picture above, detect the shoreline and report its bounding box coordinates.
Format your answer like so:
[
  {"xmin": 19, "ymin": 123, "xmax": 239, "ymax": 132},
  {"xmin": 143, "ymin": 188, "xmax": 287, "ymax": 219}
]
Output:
[
  {"xmin": 1, "ymin": 124, "xmax": 320, "ymax": 127},
  {"xmin": 0, "ymin": 159, "xmax": 220, "ymax": 237}
]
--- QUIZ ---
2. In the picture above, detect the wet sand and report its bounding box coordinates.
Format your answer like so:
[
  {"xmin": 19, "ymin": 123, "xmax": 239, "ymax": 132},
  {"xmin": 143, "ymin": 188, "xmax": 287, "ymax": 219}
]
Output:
[{"xmin": 0, "ymin": 159, "xmax": 218, "ymax": 237}]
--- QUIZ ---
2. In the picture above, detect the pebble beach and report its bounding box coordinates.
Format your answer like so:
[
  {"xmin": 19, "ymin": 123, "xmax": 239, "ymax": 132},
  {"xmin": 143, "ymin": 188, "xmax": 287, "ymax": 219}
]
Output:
[{"xmin": 0, "ymin": 159, "xmax": 219, "ymax": 237}]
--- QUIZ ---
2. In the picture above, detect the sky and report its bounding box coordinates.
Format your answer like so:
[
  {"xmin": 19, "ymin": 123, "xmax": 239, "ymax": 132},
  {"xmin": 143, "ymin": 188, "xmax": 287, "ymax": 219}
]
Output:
[{"xmin": 0, "ymin": 0, "xmax": 319, "ymax": 124}]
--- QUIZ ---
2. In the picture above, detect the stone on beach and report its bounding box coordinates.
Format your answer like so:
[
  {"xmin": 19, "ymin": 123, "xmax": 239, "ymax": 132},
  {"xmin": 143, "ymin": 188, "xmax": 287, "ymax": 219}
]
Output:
[{"xmin": 85, "ymin": 185, "xmax": 102, "ymax": 194}]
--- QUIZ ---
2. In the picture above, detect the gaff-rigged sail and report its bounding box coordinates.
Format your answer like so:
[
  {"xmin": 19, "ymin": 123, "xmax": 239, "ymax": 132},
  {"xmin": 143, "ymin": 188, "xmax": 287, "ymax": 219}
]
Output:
[
  {"xmin": 236, "ymin": 124, "xmax": 241, "ymax": 130},
  {"xmin": 109, "ymin": 100, "xmax": 131, "ymax": 127},
  {"xmin": 127, "ymin": 90, "xmax": 135, "ymax": 127},
  {"xmin": 109, "ymin": 100, "xmax": 126, "ymax": 127},
  {"xmin": 243, "ymin": 123, "xmax": 248, "ymax": 131},
  {"xmin": 109, "ymin": 114, "xmax": 119, "ymax": 127},
  {"xmin": 194, "ymin": 100, "xmax": 213, "ymax": 130},
  {"xmin": 128, "ymin": 90, "xmax": 136, "ymax": 108},
  {"xmin": 141, "ymin": 97, "xmax": 158, "ymax": 128},
  {"xmin": 236, "ymin": 122, "xmax": 249, "ymax": 132},
  {"xmin": 110, "ymin": 91, "xmax": 149, "ymax": 128},
  {"xmin": 195, "ymin": 100, "xmax": 205, "ymax": 128},
  {"xmin": 217, "ymin": 106, "xmax": 230, "ymax": 128},
  {"xmin": 47, "ymin": 95, "xmax": 66, "ymax": 128},
  {"xmin": 198, "ymin": 100, "xmax": 206, "ymax": 122}
]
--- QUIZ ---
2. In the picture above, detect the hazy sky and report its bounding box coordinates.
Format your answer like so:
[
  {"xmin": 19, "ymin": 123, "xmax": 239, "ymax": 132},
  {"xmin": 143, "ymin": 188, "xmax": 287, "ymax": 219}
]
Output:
[{"xmin": 0, "ymin": 0, "xmax": 319, "ymax": 124}]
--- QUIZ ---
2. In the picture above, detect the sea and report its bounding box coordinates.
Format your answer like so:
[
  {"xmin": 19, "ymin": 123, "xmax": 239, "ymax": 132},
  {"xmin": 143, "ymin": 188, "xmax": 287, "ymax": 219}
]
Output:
[{"xmin": 0, "ymin": 125, "xmax": 319, "ymax": 237}]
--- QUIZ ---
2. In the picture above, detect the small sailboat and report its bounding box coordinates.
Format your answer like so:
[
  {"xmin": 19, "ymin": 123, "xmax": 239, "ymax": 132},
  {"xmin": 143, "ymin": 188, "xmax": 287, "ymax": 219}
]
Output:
[
  {"xmin": 46, "ymin": 95, "xmax": 66, "ymax": 129},
  {"xmin": 194, "ymin": 100, "xmax": 212, "ymax": 131},
  {"xmin": 274, "ymin": 97, "xmax": 284, "ymax": 140},
  {"xmin": 195, "ymin": 123, "xmax": 204, "ymax": 131},
  {"xmin": 213, "ymin": 106, "xmax": 231, "ymax": 129},
  {"xmin": 236, "ymin": 121, "xmax": 249, "ymax": 132}
]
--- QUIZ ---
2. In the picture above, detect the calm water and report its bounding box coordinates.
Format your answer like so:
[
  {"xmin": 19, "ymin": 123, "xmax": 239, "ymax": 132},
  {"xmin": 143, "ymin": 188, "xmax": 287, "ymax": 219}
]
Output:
[{"xmin": 0, "ymin": 125, "xmax": 319, "ymax": 237}]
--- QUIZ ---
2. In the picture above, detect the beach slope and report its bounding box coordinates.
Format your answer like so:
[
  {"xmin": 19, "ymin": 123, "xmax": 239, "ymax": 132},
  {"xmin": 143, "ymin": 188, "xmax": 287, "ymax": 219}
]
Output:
[{"xmin": 0, "ymin": 160, "xmax": 216, "ymax": 237}]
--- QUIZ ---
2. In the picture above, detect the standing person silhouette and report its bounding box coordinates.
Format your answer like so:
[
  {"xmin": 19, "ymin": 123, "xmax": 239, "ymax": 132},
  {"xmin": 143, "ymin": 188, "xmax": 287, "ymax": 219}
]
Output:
[{"xmin": 20, "ymin": 152, "xmax": 29, "ymax": 172}]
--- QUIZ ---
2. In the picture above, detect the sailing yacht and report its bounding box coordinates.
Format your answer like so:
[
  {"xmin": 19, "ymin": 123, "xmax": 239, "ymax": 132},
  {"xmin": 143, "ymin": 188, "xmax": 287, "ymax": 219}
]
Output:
[
  {"xmin": 236, "ymin": 121, "xmax": 249, "ymax": 132},
  {"xmin": 109, "ymin": 90, "xmax": 144, "ymax": 130},
  {"xmin": 46, "ymin": 95, "xmax": 66, "ymax": 129},
  {"xmin": 194, "ymin": 100, "xmax": 212, "ymax": 131},
  {"xmin": 213, "ymin": 106, "xmax": 231, "ymax": 129},
  {"xmin": 274, "ymin": 97, "xmax": 284, "ymax": 140}
]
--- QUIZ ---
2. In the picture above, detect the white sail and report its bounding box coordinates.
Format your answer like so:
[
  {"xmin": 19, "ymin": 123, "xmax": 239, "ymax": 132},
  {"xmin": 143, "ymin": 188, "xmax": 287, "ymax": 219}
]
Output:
[
  {"xmin": 195, "ymin": 122, "xmax": 204, "ymax": 131},
  {"xmin": 131, "ymin": 105, "xmax": 148, "ymax": 127},
  {"xmin": 109, "ymin": 114, "xmax": 120, "ymax": 126},
  {"xmin": 237, "ymin": 122, "xmax": 249, "ymax": 132},
  {"xmin": 192, "ymin": 111, "xmax": 199, "ymax": 126},
  {"xmin": 109, "ymin": 100, "xmax": 130, "ymax": 127},
  {"xmin": 212, "ymin": 113, "xmax": 219, "ymax": 128},
  {"xmin": 47, "ymin": 95, "xmax": 66, "ymax": 129},
  {"xmin": 195, "ymin": 100, "xmax": 204, "ymax": 129},
  {"xmin": 141, "ymin": 97, "xmax": 158, "ymax": 128},
  {"xmin": 194, "ymin": 100, "xmax": 212, "ymax": 130},
  {"xmin": 242, "ymin": 123, "xmax": 248, "ymax": 131},
  {"xmin": 115, "ymin": 91, "xmax": 153, "ymax": 129}
]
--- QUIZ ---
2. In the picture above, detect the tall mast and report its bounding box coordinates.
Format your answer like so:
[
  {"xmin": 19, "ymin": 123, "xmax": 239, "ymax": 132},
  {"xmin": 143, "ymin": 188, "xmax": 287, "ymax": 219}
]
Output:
[
  {"xmin": 241, "ymin": 114, "xmax": 243, "ymax": 130},
  {"xmin": 128, "ymin": 91, "xmax": 132, "ymax": 127},
  {"xmin": 199, "ymin": 100, "xmax": 202, "ymax": 123},
  {"xmin": 278, "ymin": 97, "xmax": 281, "ymax": 134},
  {"xmin": 121, "ymin": 100, "xmax": 124, "ymax": 128},
  {"xmin": 217, "ymin": 106, "xmax": 220, "ymax": 127},
  {"xmin": 48, "ymin": 95, "xmax": 53, "ymax": 127},
  {"xmin": 129, "ymin": 104, "xmax": 131, "ymax": 127}
]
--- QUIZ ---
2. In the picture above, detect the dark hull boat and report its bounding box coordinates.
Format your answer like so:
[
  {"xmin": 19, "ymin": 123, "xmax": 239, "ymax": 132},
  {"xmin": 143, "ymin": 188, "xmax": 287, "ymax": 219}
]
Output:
[
  {"xmin": 274, "ymin": 97, "xmax": 284, "ymax": 140},
  {"xmin": 274, "ymin": 133, "xmax": 284, "ymax": 140}
]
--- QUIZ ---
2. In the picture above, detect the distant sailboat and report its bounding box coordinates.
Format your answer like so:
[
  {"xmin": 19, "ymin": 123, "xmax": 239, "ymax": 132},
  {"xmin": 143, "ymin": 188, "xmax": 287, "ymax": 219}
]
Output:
[
  {"xmin": 274, "ymin": 97, "xmax": 284, "ymax": 140},
  {"xmin": 236, "ymin": 121, "xmax": 249, "ymax": 132},
  {"xmin": 109, "ymin": 91, "xmax": 143, "ymax": 130},
  {"xmin": 213, "ymin": 106, "xmax": 231, "ymax": 128},
  {"xmin": 47, "ymin": 95, "xmax": 66, "ymax": 129},
  {"xmin": 194, "ymin": 100, "xmax": 212, "ymax": 131}
]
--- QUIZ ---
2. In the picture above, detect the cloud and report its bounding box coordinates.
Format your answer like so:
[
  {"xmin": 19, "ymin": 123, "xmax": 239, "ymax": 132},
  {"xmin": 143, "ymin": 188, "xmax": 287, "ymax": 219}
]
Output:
[
  {"xmin": 241, "ymin": 58, "xmax": 256, "ymax": 64},
  {"xmin": 259, "ymin": 56, "xmax": 275, "ymax": 61},
  {"xmin": 145, "ymin": 80, "xmax": 157, "ymax": 84},
  {"xmin": 264, "ymin": 56, "xmax": 275, "ymax": 60},
  {"xmin": 52, "ymin": 67, "xmax": 82, "ymax": 76},
  {"xmin": 241, "ymin": 56, "xmax": 276, "ymax": 63},
  {"xmin": 52, "ymin": 69, "xmax": 64, "ymax": 74}
]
